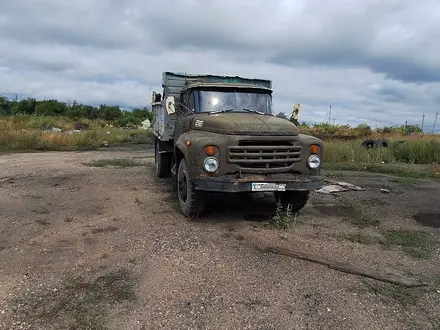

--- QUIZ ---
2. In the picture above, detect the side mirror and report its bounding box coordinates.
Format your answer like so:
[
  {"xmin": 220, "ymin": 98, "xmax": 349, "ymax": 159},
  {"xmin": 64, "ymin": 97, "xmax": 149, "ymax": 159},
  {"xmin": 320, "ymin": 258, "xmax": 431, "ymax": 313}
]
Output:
[
  {"xmin": 152, "ymin": 91, "xmax": 161, "ymax": 103},
  {"xmin": 166, "ymin": 96, "xmax": 175, "ymax": 114}
]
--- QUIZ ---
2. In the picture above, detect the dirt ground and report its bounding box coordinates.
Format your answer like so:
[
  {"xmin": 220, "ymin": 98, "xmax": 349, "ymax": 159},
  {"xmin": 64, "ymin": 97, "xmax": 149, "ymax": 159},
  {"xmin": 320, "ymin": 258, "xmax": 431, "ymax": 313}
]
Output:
[{"xmin": 1, "ymin": 144, "xmax": 439, "ymax": 330}]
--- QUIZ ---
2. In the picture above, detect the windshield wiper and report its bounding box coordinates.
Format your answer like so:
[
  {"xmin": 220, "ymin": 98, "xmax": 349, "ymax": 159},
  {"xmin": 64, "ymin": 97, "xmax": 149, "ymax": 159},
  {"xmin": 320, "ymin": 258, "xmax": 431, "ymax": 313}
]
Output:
[
  {"xmin": 208, "ymin": 109, "xmax": 235, "ymax": 115},
  {"xmin": 242, "ymin": 108, "xmax": 266, "ymax": 115},
  {"xmin": 208, "ymin": 108, "xmax": 271, "ymax": 116}
]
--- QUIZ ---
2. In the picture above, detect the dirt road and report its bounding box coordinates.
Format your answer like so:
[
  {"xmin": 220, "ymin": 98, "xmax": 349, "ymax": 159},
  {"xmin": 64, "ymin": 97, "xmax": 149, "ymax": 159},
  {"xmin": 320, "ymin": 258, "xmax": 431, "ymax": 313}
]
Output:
[{"xmin": 1, "ymin": 145, "xmax": 439, "ymax": 330}]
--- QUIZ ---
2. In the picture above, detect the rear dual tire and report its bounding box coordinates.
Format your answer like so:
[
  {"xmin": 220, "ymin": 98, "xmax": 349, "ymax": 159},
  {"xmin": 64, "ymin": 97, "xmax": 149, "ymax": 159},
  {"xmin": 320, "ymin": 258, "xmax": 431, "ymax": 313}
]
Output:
[
  {"xmin": 274, "ymin": 191, "xmax": 310, "ymax": 213},
  {"xmin": 155, "ymin": 141, "xmax": 171, "ymax": 178}
]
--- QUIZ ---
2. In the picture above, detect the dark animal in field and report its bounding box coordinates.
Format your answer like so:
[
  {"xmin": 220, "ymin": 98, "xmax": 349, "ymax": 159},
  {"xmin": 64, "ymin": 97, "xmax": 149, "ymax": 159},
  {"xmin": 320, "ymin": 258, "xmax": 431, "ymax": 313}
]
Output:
[
  {"xmin": 74, "ymin": 122, "xmax": 90, "ymax": 130},
  {"xmin": 361, "ymin": 139, "xmax": 389, "ymax": 148}
]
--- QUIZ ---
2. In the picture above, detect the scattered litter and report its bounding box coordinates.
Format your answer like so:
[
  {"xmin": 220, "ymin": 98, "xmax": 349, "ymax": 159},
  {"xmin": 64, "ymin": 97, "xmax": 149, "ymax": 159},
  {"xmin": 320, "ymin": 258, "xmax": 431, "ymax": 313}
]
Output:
[
  {"xmin": 381, "ymin": 188, "xmax": 391, "ymax": 193},
  {"xmin": 330, "ymin": 181, "xmax": 365, "ymax": 191},
  {"xmin": 141, "ymin": 119, "xmax": 151, "ymax": 130},
  {"xmin": 316, "ymin": 185, "xmax": 349, "ymax": 194},
  {"xmin": 102, "ymin": 141, "xmax": 109, "ymax": 147},
  {"xmin": 43, "ymin": 127, "xmax": 62, "ymax": 133},
  {"xmin": 316, "ymin": 180, "xmax": 365, "ymax": 194}
]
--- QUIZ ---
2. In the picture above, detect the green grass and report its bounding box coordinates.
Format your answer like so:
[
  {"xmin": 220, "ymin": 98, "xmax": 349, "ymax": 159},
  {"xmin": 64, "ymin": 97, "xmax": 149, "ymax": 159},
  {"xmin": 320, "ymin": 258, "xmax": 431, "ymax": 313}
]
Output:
[
  {"xmin": 1, "ymin": 114, "xmax": 108, "ymax": 131},
  {"xmin": 324, "ymin": 139, "xmax": 440, "ymax": 165},
  {"xmin": 335, "ymin": 229, "xmax": 434, "ymax": 259},
  {"xmin": 323, "ymin": 140, "xmax": 440, "ymax": 179},
  {"xmin": 381, "ymin": 230, "xmax": 433, "ymax": 259},
  {"xmin": 335, "ymin": 231, "xmax": 380, "ymax": 245},
  {"xmin": 129, "ymin": 130, "xmax": 154, "ymax": 144},
  {"xmin": 84, "ymin": 158, "xmax": 143, "ymax": 168},
  {"xmin": 361, "ymin": 279, "xmax": 424, "ymax": 307},
  {"xmin": 324, "ymin": 162, "xmax": 439, "ymax": 179},
  {"xmin": 388, "ymin": 176, "xmax": 427, "ymax": 184},
  {"xmin": 342, "ymin": 200, "xmax": 382, "ymax": 228}
]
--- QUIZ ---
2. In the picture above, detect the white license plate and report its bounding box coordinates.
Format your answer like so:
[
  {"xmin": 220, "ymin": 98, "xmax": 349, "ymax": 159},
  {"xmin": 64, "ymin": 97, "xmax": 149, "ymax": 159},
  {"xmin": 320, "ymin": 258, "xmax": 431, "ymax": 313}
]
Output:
[{"xmin": 251, "ymin": 182, "xmax": 286, "ymax": 192}]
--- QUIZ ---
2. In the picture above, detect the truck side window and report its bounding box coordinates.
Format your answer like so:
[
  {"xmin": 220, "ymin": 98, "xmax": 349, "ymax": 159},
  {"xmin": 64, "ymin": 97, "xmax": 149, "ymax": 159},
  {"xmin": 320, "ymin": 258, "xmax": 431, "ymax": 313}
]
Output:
[{"xmin": 187, "ymin": 92, "xmax": 195, "ymax": 111}]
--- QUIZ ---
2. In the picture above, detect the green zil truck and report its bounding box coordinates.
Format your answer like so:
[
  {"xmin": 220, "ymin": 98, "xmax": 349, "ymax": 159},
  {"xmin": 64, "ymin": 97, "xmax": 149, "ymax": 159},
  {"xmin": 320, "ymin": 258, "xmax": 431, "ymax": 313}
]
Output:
[{"xmin": 152, "ymin": 72, "xmax": 324, "ymax": 217}]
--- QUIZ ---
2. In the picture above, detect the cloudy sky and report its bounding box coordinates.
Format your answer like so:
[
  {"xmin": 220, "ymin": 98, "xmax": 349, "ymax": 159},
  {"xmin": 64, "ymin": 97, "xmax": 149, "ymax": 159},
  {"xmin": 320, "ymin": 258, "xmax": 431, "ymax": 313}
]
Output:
[{"xmin": 0, "ymin": 0, "xmax": 439, "ymax": 132}]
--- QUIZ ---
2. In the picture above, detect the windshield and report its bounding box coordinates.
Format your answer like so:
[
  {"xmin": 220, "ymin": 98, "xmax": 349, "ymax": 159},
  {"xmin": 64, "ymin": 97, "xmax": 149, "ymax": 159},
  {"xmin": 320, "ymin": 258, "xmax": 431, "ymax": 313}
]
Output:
[{"xmin": 191, "ymin": 89, "xmax": 273, "ymax": 114}]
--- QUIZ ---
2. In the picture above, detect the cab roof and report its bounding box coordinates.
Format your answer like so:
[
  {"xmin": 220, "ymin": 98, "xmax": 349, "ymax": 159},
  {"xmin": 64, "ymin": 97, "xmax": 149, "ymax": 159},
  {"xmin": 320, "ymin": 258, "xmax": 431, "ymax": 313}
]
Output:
[{"xmin": 181, "ymin": 82, "xmax": 272, "ymax": 93}]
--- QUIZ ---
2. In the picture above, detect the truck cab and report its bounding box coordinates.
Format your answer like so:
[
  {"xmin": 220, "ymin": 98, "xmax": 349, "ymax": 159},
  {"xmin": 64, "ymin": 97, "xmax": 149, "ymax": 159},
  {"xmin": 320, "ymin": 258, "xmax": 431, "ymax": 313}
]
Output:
[{"xmin": 152, "ymin": 72, "xmax": 324, "ymax": 218}]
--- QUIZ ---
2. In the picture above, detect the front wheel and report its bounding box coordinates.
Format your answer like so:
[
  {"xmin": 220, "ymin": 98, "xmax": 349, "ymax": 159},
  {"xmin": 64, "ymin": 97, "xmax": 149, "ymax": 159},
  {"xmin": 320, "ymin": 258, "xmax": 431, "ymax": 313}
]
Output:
[
  {"xmin": 274, "ymin": 191, "xmax": 310, "ymax": 213},
  {"xmin": 177, "ymin": 159, "xmax": 204, "ymax": 218}
]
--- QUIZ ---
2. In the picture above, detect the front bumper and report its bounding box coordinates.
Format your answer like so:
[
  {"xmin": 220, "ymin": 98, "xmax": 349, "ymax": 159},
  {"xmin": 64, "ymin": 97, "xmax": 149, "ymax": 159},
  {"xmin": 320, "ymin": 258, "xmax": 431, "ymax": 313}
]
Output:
[{"xmin": 192, "ymin": 173, "xmax": 324, "ymax": 193}]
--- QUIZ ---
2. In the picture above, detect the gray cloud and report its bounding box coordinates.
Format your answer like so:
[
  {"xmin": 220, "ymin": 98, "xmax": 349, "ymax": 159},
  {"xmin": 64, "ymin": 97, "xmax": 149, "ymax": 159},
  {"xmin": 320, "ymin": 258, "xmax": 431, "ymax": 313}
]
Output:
[
  {"xmin": 0, "ymin": 0, "xmax": 439, "ymax": 130},
  {"xmin": 145, "ymin": 0, "xmax": 440, "ymax": 83}
]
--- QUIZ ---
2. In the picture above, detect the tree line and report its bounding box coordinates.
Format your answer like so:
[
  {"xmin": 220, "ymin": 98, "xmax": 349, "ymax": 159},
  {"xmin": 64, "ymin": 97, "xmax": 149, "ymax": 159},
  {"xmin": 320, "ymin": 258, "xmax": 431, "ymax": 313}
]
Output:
[
  {"xmin": 0, "ymin": 95, "xmax": 423, "ymax": 134},
  {"xmin": 0, "ymin": 95, "xmax": 153, "ymax": 127}
]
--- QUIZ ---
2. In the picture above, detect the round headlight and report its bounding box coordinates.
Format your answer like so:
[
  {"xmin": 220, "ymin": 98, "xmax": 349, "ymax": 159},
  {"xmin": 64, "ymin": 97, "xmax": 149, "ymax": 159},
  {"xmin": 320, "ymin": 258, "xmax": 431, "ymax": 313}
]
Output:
[
  {"xmin": 203, "ymin": 157, "xmax": 219, "ymax": 173},
  {"xmin": 307, "ymin": 155, "xmax": 321, "ymax": 169}
]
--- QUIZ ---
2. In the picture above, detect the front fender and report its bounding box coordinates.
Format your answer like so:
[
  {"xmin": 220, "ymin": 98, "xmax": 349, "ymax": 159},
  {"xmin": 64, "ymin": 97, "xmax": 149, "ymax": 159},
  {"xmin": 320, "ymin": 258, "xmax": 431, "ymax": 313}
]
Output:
[
  {"xmin": 299, "ymin": 133, "xmax": 324, "ymax": 160},
  {"xmin": 175, "ymin": 131, "xmax": 225, "ymax": 179},
  {"xmin": 175, "ymin": 132, "xmax": 191, "ymax": 161}
]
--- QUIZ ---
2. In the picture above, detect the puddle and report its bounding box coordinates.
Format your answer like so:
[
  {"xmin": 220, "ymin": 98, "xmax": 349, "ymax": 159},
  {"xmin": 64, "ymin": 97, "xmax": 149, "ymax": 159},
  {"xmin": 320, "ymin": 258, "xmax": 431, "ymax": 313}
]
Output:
[{"xmin": 413, "ymin": 213, "xmax": 440, "ymax": 228}]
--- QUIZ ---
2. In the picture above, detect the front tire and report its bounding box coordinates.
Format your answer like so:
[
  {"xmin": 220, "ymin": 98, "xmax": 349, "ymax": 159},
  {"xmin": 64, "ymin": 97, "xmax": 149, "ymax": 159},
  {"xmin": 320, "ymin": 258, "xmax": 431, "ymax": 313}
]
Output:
[
  {"xmin": 274, "ymin": 191, "xmax": 310, "ymax": 213},
  {"xmin": 177, "ymin": 159, "xmax": 204, "ymax": 218}
]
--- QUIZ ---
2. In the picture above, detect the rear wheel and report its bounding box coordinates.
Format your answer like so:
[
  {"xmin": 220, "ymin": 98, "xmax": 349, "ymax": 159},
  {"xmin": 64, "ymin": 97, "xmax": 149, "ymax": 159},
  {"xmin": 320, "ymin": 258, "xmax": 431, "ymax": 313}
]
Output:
[
  {"xmin": 274, "ymin": 191, "xmax": 310, "ymax": 213},
  {"xmin": 177, "ymin": 159, "xmax": 204, "ymax": 218},
  {"xmin": 155, "ymin": 141, "xmax": 170, "ymax": 178}
]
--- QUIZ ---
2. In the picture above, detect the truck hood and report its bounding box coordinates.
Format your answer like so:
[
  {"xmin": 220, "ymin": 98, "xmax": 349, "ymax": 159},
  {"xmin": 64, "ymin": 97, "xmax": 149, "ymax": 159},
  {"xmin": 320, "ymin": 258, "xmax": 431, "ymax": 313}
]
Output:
[{"xmin": 192, "ymin": 112, "xmax": 299, "ymax": 136}]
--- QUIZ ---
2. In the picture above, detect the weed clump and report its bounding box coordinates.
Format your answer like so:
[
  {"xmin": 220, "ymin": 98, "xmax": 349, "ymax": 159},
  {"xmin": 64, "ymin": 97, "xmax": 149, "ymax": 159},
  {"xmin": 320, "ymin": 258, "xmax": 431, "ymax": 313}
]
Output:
[{"xmin": 267, "ymin": 202, "xmax": 301, "ymax": 229}]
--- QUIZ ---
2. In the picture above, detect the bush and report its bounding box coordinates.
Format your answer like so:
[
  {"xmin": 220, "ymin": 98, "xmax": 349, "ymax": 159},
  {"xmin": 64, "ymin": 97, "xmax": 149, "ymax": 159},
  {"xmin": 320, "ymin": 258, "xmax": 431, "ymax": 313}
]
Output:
[
  {"xmin": 323, "ymin": 139, "xmax": 440, "ymax": 165},
  {"xmin": 0, "ymin": 115, "xmax": 153, "ymax": 152},
  {"xmin": 355, "ymin": 123, "xmax": 372, "ymax": 137},
  {"xmin": 391, "ymin": 140, "xmax": 440, "ymax": 164}
]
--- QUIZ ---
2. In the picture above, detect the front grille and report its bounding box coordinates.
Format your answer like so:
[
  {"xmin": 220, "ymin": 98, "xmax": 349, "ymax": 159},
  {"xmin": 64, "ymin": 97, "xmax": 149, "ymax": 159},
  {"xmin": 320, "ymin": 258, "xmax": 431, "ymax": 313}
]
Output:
[{"xmin": 227, "ymin": 140, "xmax": 302, "ymax": 173}]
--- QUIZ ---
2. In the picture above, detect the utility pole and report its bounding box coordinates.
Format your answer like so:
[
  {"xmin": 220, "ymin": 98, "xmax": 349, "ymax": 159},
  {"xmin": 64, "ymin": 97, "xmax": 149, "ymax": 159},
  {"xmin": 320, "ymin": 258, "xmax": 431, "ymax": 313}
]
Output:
[
  {"xmin": 433, "ymin": 112, "xmax": 438, "ymax": 134},
  {"xmin": 333, "ymin": 117, "xmax": 336, "ymax": 125},
  {"xmin": 328, "ymin": 105, "xmax": 332, "ymax": 124},
  {"xmin": 421, "ymin": 113, "xmax": 425, "ymax": 131}
]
